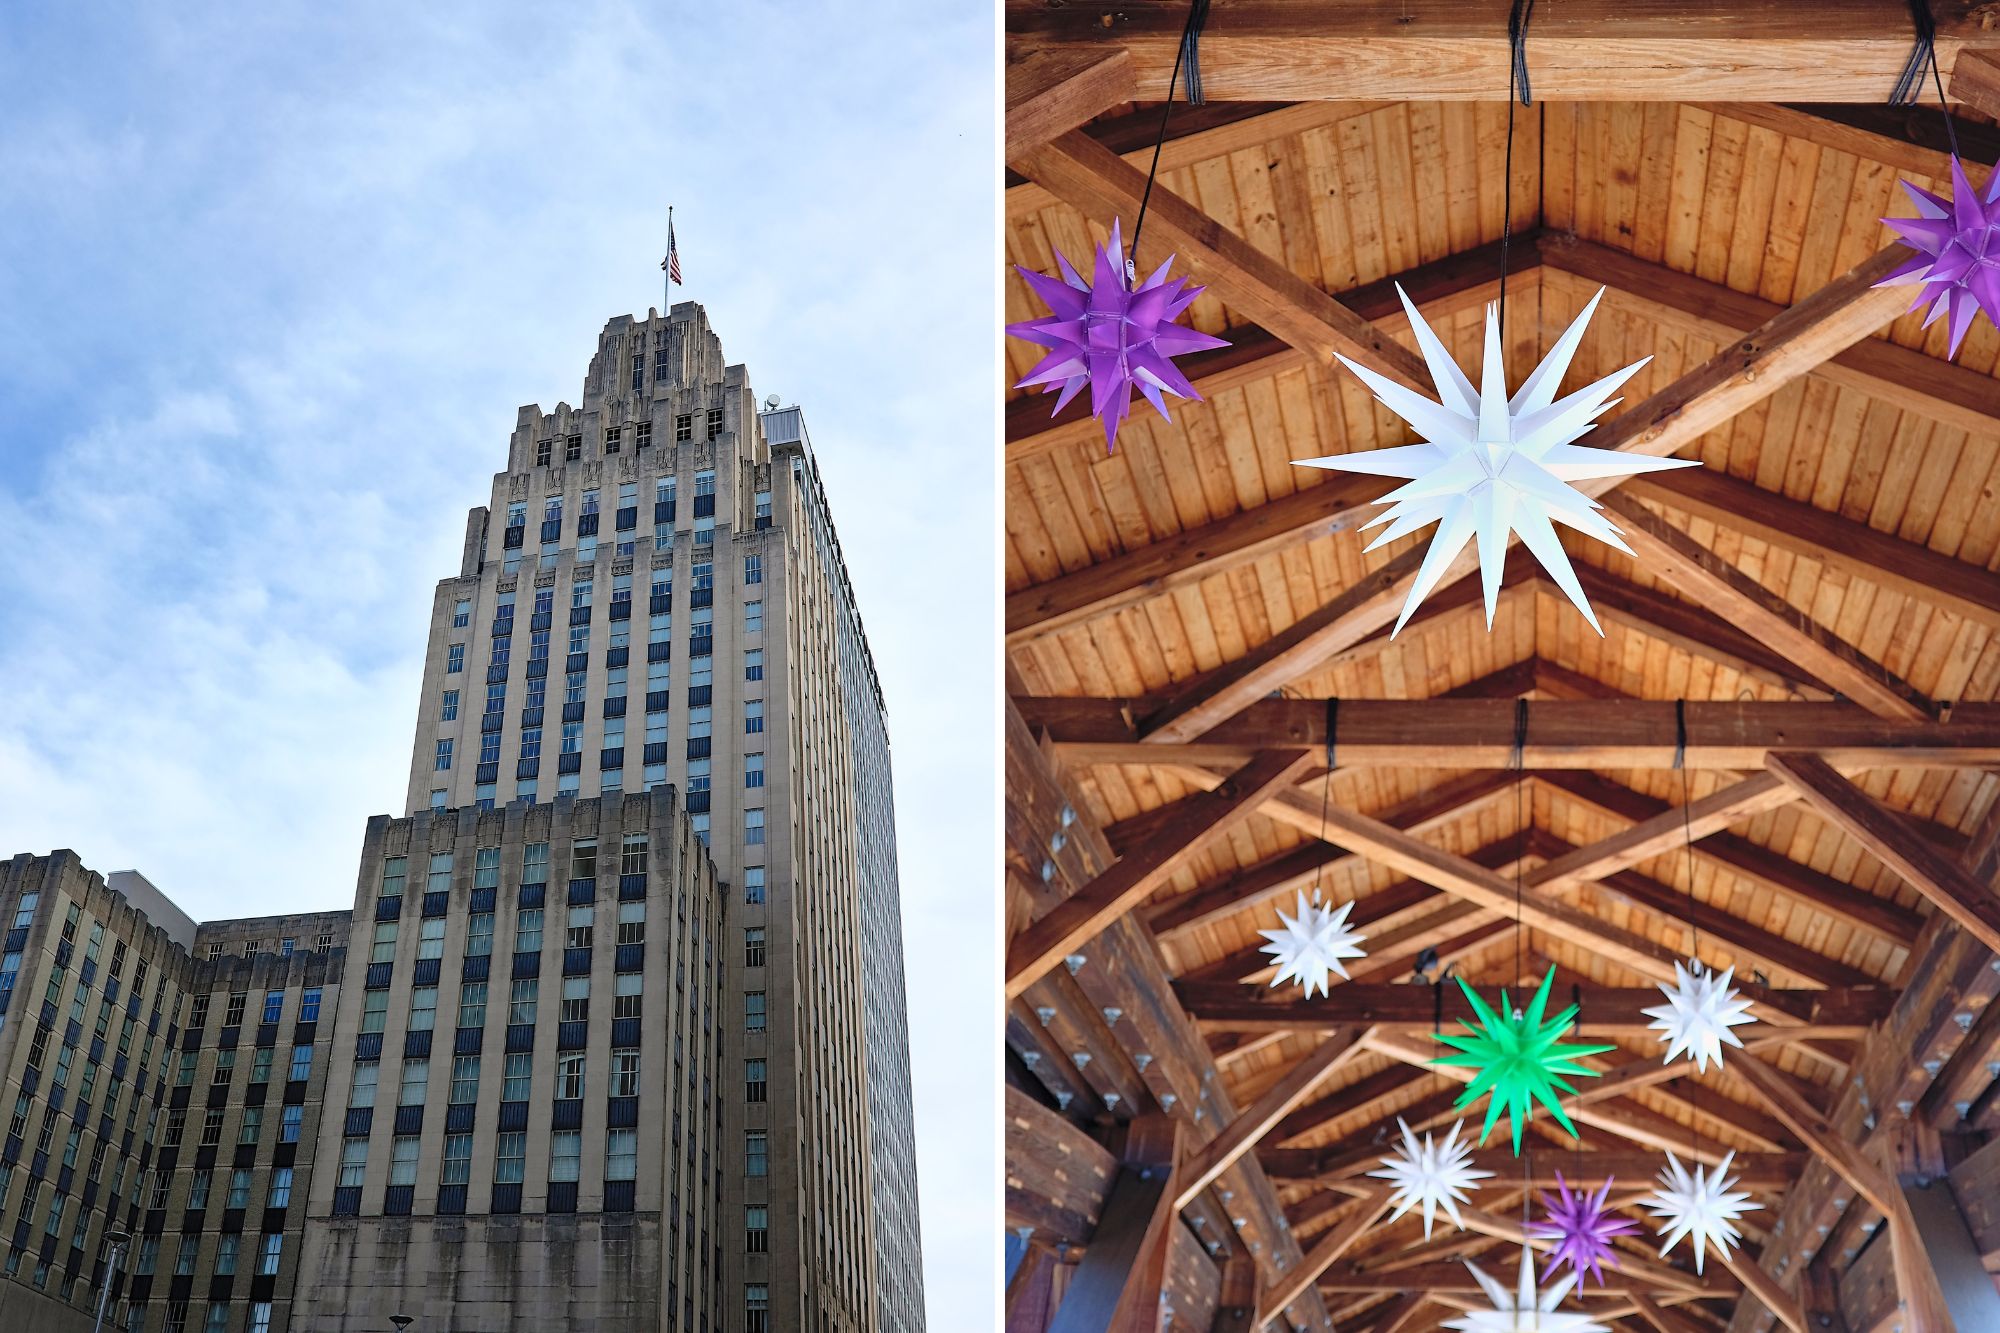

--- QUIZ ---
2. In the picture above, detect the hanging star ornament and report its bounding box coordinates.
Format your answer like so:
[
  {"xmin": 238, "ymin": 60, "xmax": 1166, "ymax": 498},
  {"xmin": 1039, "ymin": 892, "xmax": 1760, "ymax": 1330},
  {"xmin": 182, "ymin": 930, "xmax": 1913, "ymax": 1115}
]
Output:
[
  {"xmin": 1368, "ymin": 1117, "xmax": 1495, "ymax": 1239},
  {"xmin": 1257, "ymin": 889, "xmax": 1367, "ymax": 998},
  {"xmin": 1878, "ymin": 155, "xmax": 2000, "ymax": 358},
  {"xmin": 1006, "ymin": 218, "xmax": 1230, "ymax": 451},
  {"xmin": 1643, "ymin": 1150, "xmax": 1759, "ymax": 1275},
  {"xmin": 1441, "ymin": 1248, "xmax": 1611, "ymax": 1333},
  {"xmin": 1530, "ymin": 1171, "xmax": 1639, "ymax": 1288},
  {"xmin": 1643, "ymin": 959, "xmax": 1755, "ymax": 1073},
  {"xmin": 1431, "ymin": 969, "xmax": 1616, "ymax": 1153},
  {"xmin": 1294, "ymin": 284, "xmax": 1700, "ymax": 635}
]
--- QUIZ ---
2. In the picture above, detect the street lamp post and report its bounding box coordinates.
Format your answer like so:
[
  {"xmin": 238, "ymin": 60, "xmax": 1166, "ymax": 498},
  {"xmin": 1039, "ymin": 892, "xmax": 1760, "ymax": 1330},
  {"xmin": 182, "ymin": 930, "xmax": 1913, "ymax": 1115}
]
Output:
[{"xmin": 91, "ymin": 1230, "xmax": 131, "ymax": 1333}]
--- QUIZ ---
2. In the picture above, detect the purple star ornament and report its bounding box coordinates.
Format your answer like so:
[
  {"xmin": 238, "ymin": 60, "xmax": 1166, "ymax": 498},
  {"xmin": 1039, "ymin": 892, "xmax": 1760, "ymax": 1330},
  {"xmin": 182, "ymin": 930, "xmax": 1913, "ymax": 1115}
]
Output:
[
  {"xmin": 1529, "ymin": 1170, "xmax": 1639, "ymax": 1288},
  {"xmin": 1006, "ymin": 218, "xmax": 1228, "ymax": 451},
  {"xmin": 1878, "ymin": 154, "xmax": 2000, "ymax": 358}
]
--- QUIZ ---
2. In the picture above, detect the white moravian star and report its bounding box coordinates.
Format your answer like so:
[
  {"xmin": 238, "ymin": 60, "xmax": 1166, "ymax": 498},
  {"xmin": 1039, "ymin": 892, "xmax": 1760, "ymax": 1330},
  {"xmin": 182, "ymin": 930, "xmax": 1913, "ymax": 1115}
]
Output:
[
  {"xmin": 1441, "ymin": 1248, "xmax": 1611, "ymax": 1333},
  {"xmin": 1296, "ymin": 285, "xmax": 1701, "ymax": 635},
  {"xmin": 1257, "ymin": 890, "xmax": 1366, "ymax": 999},
  {"xmin": 1368, "ymin": 1117, "xmax": 1494, "ymax": 1239},
  {"xmin": 1643, "ymin": 1150, "xmax": 1759, "ymax": 1275},
  {"xmin": 1643, "ymin": 959, "xmax": 1755, "ymax": 1073}
]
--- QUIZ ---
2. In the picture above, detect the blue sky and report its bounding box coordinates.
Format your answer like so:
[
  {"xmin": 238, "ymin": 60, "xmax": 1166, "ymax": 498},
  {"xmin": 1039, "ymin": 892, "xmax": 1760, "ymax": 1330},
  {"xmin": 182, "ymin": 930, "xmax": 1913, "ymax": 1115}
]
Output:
[{"xmin": 0, "ymin": 3, "xmax": 995, "ymax": 1323}]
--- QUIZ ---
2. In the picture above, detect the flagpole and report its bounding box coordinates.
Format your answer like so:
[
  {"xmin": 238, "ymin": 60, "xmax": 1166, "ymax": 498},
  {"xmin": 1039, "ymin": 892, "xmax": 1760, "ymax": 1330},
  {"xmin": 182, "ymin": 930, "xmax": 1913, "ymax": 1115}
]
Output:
[{"xmin": 665, "ymin": 206, "xmax": 673, "ymax": 310}]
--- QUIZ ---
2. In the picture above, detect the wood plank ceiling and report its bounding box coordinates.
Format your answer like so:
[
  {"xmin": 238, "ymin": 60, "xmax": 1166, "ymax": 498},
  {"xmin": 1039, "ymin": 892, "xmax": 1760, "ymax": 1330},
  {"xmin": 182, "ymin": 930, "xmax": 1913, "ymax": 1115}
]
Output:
[{"xmin": 1005, "ymin": 21, "xmax": 2000, "ymax": 1332}]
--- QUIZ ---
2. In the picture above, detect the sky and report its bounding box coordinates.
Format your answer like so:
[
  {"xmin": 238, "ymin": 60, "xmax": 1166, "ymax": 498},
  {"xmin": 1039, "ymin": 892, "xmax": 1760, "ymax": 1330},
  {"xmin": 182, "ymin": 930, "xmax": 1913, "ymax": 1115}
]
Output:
[{"xmin": 0, "ymin": 3, "xmax": 996, "ymax": 1325}]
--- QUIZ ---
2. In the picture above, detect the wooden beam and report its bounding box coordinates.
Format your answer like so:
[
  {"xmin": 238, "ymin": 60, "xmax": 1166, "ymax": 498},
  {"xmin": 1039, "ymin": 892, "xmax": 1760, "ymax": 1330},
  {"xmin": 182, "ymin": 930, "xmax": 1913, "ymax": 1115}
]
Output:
[
  {"xmin": 1009, "ymin": 130, "xmax": 1432, "ymax": 391},
  {"xmin": 1732, "ymin": 1057, "xmax": 1901, "ymax": 1218},
  {"xmin": 1535, "ymin": 771, "xmax": 1924, "ymax": 947},
  {"xmin": 1173, "ymin": 1028, "xmax": 1367, "ymax": 1210},
  {"xmin": 1265, "ymin": 1146, "xmax": 1810, "ymax": 1192},
  {"xmin": 1134, "ymin": 241, "xmax": 1921, "ymax": 745},
  {"xmin": 1018, "ymin": 697, "xmax": 2000, "ymax": 771},
  {"xmin": 1697, "ymin": 102, "xmax": 2000, "ymax": 183},
  {"xmin": 1632, "ymin": 1292, "xmax": 1709, "ymax": 1333},
  {"xmin": 1717, "ymin": 1247, "xmax": 1808, "ymax": 1333},
  {"xmin": 1446, "ymin": 1204, "xmax": 1732, "ymax": 1300},
  {"xmin": 1949, "ymin": 46, "xmax": 2000, "ymax": 122},
  {"xmin": 1569, "ymin": 564, "xmax": 1839, "ymax": 700},
  {"xmin": 1048, "ymin": 1115, "xmax": 1181, "ymax": 1333},
  {"xmin": 1540, "ymin": 230, "xmax": 2000, "ymax": 446},
  {"xmin": 1526, "ymin": 774, "xmax": 1798, "ymax": 896},
  {"xmin": 1007, "ymin": 749, "xmax": 1315, "ymax": 999},
  {"xmin": 1175, "ymin": 982, "xmax": 1891, "ymax": 1035},
  {"xmin": 1601, "ymin": 494, "xmax": 1933, "ymax": 721},
  {"xmin": 1900, "ymin": 1180, "xmax": 2000, "ymax": 1331},
  {"xmin": 1006, "ymin": 47, "xmax": 1135, "ymax": 160},
  {"xmin": 1256, "ymin": 1187, "xmax": 1394, "ymax": 1328},
  {"xmin": 1003, "ymin": 3, "xmax": 1993, "ymax": 102},
  {"xmin": 1766, "ymin": 752, "xmax": 2000, "ymax": 957}
]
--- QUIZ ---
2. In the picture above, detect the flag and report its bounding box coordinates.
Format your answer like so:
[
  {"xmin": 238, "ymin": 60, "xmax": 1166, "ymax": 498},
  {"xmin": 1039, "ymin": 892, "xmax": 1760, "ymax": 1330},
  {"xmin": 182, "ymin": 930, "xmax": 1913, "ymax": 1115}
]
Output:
[{"xmin": 662, "ymin": 213, "xmax": 683, "ymax": 287}]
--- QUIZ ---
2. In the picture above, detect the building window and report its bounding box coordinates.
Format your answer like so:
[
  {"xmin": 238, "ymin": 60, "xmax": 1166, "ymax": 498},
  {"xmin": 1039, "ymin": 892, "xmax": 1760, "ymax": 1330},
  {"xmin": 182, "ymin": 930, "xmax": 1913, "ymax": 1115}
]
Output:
[
  {"xmin": 174, "ymin": 1236, "xmax": 199, "ymax": 1276},
  {"xmin": 338, "ymin": 1139, "xmax": 368, "ymax": 1189},
  {"xmin": 448, "ymin": 982, "xmax": 484, "ymax": 1032},
  {"xmin": 361, "ymin": 991, "xmax": 389, "ymax": 1034},
  {"xmin": 747, "ymin": 1205, "xmax": 769, "ymax": 1252},
  {"xmin": 399, "ymin": 1059, "xmax": 429, "ymax": 1106},
  {"xmin": 452, "ymin": 598, "xmax": 471, "ymax": 628},
  {"xmin": 280, "ymin": 1104, "xmax": 303, "ymax": 1143},
  {"xmin": 746, "ymin": 1059, "xmax": 767, "ymax": 1102},
  {"xmin": 561, "ymin": 977, "xmax": 589, "ymax": 1024},
  {"xmin": 199, "ymin": 1108, "xmax": 224, "ymax": 1146},
  {"xmin": 614, "ymin": 973, "xmax": 642, "ymax": 1021},
  {"xmin": 428, "ymin": 852, "xmax": 453, "ymax": 894},
  {"xmin": 495, "ymin": 1133, "xmax": 526, "ymax": 1185},
  {"xmin": 635, "ymin": 420, "xmax": 652, "ymax": 449},
  {"xmin": 744, "ymin": 867, "xmax": 765, "ymax": 905},
  {"xmin": 566, "ymin": 905, "xmax": 594, "ymax": 950},
  {"xmin": 745, "ymin": 650, "xmax": 763, "ymax": 683},
  {"xmin": 268, "ymin": 1167, "xmax": 294, "ymax": 1208},
  {"xmin": 213, "ymin": 1232, "xmax": 237, "ymax": 1275},
  {"xmin": 611, "ymin": 1048, "xmax": 640, "ymax": 1098},
  {"xmin": 441, "ymin": 1133, "xmax": 473, "ymax": 1186},
  {"xmin": 675, "ymin": 413, "xmax": 692, "ymax": 442},
  {"xmin": 565, "ymin": 433, "xmax": 582, "ymax": 462},
  {"xmin": 745, "ymin": 928, "xmax": 766, "ymax": 968},
  {"xmin": 744, "ymin": 601, "xmax": 763, "ymax": 634},
  {"xmin": 440, "ymin": 689, "xmax": 460, "ymax": 721},
  {"xmin": 745, "ymin": 808, "xmax": 765, "ymax": 845},
  {"xmin": 434, "ymin": 738, "xmax": 453, "ymax": 772},
  {"xmin": 430, "ymin": 788, "xmax": 447, "ymax": 811},
  {"xmin": 745, "ymin": 992, "xmax": 766, "ymax": 1032},
  {"xmin": 503, "ymin": 1052, "xmax": 532, "ymax": 1101},
  {"xmin": 288, "ymin": 1043, "xmax": 313, "ymax": 1081},
  {"xmin": 515, "ymin": 907, "xmax": 543, "ymax": 954},
  {"xmin": 549, "ymin": 1130, "xmax": 582, "ymax": 1183},
  {"xmin": 251, "ymin": 1047, "xmax": 274, "ymax": 1084},
  {"xmin": 409, "ymin": 986, "xmax": 438, "ymax": 1032},
  {"xmin": 370, "ymin": 922, "xmax": 397, "ymax": 965},
  {"xmin": 705, "ymin": 409, "xmax": 723, "ymax": 441},
  {"xmin": 250, "ymin": 1305, "xmax": 273, "ymax": 1333},
  {"xmin": 745, "ymin": 699, "xmax": 763, "ymax": 734},
  {"xmin": 630, "ymin": 356, "xmax": 643, "ymax": 393},
  {"xmin": 555, "ymin": 1054, "xmax": 584, "ymax": 1101},
  {"xmin": 419, "ymin": 918, "xmax": 446, "ymax": 960},
  {"xmin": 745, "ymin": 752, "xmax": 764, "ymax": 788},
  {"xmin": 509, "ymin": 977, "xmax": 538, "ymax": 1025},
  {"xmin": 744, "ymin": 553, "xmax": 762, "ymax": 585},
  {"xmin": 604, "ymin": 425, "xmax": 621, "ymax": 454},
  {"xmin": 620, "ymin": 833, "xmax": 648, "ymax": 876},
  {"xmin": 616, "ymin": 902, "xmax": 646, "ymax": 946},
  {"xmin": 537, "ymin": 436, "xmax": 554, "ymax": 466},
  {"xmin": 450, "ymin": 1055, "xmax": 481, "ymax": 1104},
  {"xmin": 258, "ymin": 1233, "xmax": 283, "ymax": 1277},
  {"xmin": 239, "ymin": 1107, "xmax": 264, "ymax": 1146},
  {"xmin": 746, "ymin": 1134, "xmax": 768, "ymax": 1177},
  {"xmin": 755, "ymin": 490, "xmax": 772, "ymax": 525},
  {"xmin": 606, "ymin": 1127, "xmax": 638, "ymax": 1181},
  {"xmin": 301, "ymin": 987, "xmax": 323, "ymax": 1021},
  {"xmin": 466, "ymin": 912, "xmax": 493, "ymax": 957},
  {"xmin": 446, "ymin": 643, "xmax": 464, "ymax": 673}
]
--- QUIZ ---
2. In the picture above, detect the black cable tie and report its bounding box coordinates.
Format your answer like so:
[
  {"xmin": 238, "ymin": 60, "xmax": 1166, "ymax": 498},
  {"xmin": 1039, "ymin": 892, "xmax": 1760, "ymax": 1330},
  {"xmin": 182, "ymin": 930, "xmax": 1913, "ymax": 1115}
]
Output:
[
  {"xmin": 1512, "ymin": 698, "xmax": 1529, "ymax": 772},
  {"xmin": 1326, "ymin": 696, "xmax": 1339, "ymax": 772},
  {"xmin": 1508, "ymin": 0, "xmax": 1536, "ymax": 108},
  {"xmin": 1181, "ymin": 0, "xmax": 1211, "ymax": 107},
  {"xmin": 1892, "ymin": 0, "xmax": 1936, "ymax": 107},
  {"xmin": 1433, "ymin": 972, "xmax": 1445, "ymax": 1033},
  {"xmin": 1673, "ymin": 698, "xmax": 1687, "ymax": 772}
]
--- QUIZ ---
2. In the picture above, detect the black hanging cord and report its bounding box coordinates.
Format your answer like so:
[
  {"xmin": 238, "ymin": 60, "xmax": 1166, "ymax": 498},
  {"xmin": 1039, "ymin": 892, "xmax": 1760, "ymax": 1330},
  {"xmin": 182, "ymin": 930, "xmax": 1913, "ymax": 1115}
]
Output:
[
  {"xmin": 1129, "ymin": 0, "xmax": 1212, "ymax": 280},
  {"xmin": 1512, "ymin": 698, "xmax": 1529, "ymax": 985},
  {"xmin": 1891, "ymin": 0, "xmax": 1962, "ymax": 160},
  {"xmin": 1308, "ymin": 697, "xmax": 1339, "ymax": 905},
  {"xmin": 1498, "ymin": 0, "xmax": 1535, "ymax": 342},
  {"xmin": 1675, "ymin": 699, "xmax": 1703, "ymax": 1164}
]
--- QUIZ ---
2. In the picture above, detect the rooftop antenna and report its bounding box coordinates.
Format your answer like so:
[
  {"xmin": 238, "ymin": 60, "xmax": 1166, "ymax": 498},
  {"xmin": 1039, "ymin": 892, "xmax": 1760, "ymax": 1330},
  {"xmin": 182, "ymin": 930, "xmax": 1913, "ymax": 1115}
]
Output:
[{"xmin": 764, "ymin": 394, "xmax": 781, "ymax": 411}]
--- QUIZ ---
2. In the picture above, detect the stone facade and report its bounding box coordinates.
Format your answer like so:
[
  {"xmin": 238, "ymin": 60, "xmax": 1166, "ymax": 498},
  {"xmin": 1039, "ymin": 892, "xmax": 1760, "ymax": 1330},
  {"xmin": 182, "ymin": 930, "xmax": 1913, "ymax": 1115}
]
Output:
[
  {"xmin": 0, "ymin": 301, "xmax": 923, "ymax": 1333},
  {"xmin": 399, "ymin": 304, "xmax": 925, "ymax": 1333}
]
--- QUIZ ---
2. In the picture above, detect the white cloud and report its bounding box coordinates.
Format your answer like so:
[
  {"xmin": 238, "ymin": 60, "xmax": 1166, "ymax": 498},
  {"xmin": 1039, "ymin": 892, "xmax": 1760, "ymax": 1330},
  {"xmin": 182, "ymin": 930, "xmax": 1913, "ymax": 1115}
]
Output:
[{"xmin": 0, "ymin": 2, "xmax": 996, "ymax": 1323}]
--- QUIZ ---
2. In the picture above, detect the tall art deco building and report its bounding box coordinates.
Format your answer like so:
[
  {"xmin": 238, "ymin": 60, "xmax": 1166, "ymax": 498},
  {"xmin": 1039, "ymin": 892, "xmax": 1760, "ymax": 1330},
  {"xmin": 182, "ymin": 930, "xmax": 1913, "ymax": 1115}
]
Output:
[{"xmin": 0, "ymin": 302, "xmax": 925, "ymax": 1333}]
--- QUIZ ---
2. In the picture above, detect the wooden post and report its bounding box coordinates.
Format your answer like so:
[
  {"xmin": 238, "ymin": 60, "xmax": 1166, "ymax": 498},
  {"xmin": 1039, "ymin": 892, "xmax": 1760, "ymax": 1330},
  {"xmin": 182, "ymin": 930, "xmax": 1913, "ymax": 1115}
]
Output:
[{"xmin": 1049, "ymin": 1115, "xmax": 1184, "ymax": 1333}]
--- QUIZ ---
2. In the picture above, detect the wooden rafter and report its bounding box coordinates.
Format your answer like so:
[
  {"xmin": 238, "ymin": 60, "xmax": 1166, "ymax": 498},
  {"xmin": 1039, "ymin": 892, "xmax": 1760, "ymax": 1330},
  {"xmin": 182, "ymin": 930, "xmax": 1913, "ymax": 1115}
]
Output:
[
  {"xmin": 1007, "ymin": 749, "xmax": 1315, "ymax": 999},
  {"xmin": 1004, "ymin": 3, "xmax": 1992, "ymax": 102},
  {"xmin": 1173, "ymin": 1028, "xmax": 1368, "ymax": 1210},
  {"xmin": 1256, "ymin": 1187, "xmax": 1394, "ymax": 1328},
  {"xmin": 1020, "ymin": 697, "xmax": 2000, "ymax": 770},
  {"xmin": 1005, "ymin": 47, "xmax": 1135, "ymax": 161}
]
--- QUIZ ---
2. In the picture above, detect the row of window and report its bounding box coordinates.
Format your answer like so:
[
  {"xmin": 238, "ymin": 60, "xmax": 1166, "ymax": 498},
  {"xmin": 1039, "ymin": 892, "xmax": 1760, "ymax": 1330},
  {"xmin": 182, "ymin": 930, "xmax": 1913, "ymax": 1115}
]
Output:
[
  {"xmin": 185, "ymin": 986, "xmax": 322, "ymax": 1030},
  {"xmin": 531, "ymin": 408, "xmax": 725, "ymax": 464}
]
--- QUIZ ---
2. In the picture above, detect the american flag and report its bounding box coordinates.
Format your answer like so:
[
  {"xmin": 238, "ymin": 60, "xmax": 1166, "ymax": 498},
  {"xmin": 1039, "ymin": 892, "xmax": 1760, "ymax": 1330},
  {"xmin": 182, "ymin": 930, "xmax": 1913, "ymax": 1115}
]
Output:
[{"xmin": 662, "ymin": 213, "xmax": 683, "ymax": 287}]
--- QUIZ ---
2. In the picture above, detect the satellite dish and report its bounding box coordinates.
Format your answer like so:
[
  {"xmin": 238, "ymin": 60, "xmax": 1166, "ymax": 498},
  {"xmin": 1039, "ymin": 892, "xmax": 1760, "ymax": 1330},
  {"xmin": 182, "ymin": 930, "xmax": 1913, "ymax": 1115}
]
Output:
[{"xmin": 764, "ymin": 394, "xmax": 780, "ymax": 410}]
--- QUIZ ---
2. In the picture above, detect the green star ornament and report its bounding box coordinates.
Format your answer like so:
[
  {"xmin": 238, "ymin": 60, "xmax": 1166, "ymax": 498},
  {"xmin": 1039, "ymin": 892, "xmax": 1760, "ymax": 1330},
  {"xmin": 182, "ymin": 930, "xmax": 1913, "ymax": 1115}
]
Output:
[{"xmin": 1431, "ymin": 969, "xmax": 1615, "ymax": 1153}]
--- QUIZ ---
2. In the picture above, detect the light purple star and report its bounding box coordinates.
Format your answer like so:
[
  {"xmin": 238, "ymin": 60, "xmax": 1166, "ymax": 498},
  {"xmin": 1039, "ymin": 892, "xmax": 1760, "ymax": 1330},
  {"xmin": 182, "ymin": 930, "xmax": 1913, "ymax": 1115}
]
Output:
[
  {"xmin": 1529, "ymin": 1170, "xmax": 1639, "ymax": 1288},
  {"xmin": 1878, "ymin": 154, "xmax": 2000, "ymax": 358},
  {"xmin": 1006, "ymin": 218, "xmax": 1229, "ymax": 452}
]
